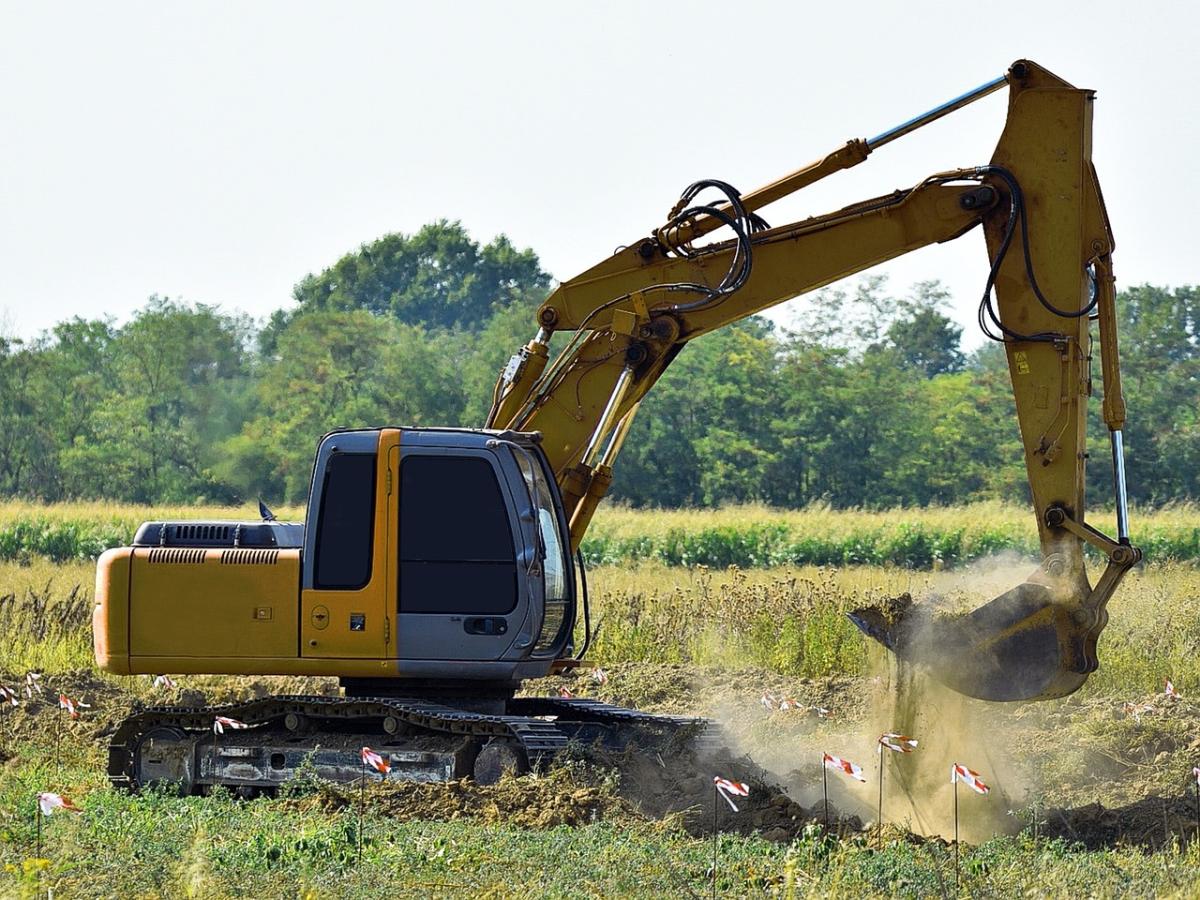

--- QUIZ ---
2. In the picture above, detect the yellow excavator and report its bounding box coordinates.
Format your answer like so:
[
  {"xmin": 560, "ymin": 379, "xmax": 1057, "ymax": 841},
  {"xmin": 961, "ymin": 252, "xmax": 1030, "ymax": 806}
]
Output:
[{"xmin": 94, "ymin": 59, "xmax": 1140, "ymax": 791}]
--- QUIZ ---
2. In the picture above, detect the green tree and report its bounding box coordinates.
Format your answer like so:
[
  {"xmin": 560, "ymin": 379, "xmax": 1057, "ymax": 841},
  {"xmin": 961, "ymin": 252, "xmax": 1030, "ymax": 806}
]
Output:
[
  {"xmin": 288, "ymin": 221, "xmax": 550, "ymax": 332},
  {"xmin": 223, "ymin": 310, "xmax": 467, "ymax": 502},
  {"xmin": 59, "ymin": 299, "xmax": 252, "ymax": 503},
  {"xmin": 885, "ymin": 281, "xmax": 965, "ymax": 377}
]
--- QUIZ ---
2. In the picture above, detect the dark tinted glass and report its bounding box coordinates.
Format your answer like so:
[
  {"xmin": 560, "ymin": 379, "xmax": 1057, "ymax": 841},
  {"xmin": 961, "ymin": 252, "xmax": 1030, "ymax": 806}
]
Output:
[
  {"xmin": 400, "ymin": 456, "xmax": 514, "ymax": 562},
  {"xmin": 313, "ymin": 453, "xmax": 376, "ymax": 589},
  {"xmin": 400, "ymin": 455, "xmax": 516, "ymax": 614}
]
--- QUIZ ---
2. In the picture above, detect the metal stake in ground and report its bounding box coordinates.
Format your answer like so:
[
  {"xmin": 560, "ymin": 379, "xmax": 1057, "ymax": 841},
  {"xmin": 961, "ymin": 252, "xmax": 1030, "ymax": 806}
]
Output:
[
  {"xmin": 953, "ymin": 775, "xmax": 959, "ymax": 889},
  {"xmin": 710, "ymin": 777, "xmax": 749, "ymax": 900},
  {"xmin": 877, "ymin": 753, "xmax": 884, "ymax": 849},
  {"xmin": 711, "ymin": 783, "xmax": 718, "ymax": 900},
  {"xmin": 949, "ymin": 764, "xmax": 990, "ymax": 891},
  {"xmin": 359, "ymin": 747, "xmax": 392, "ymax": 867},
  {"xmin": 875, "ymin": 732, "xmax": 917, "ymax": 849},
  {"xmin": 822, "ymin": 756, "xmax": 829, "ymax": 830},
  {"xmin": 1193, "ymin": 767, "xmax": 1200, "ymax": 840}
]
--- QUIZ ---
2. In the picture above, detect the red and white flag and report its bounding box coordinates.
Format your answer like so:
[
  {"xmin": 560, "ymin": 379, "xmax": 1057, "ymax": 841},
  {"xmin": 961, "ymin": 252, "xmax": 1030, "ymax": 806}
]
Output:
[
  {"xmin": 713, "ymin": 775, "xmax": 751, "ymax": 812},
  {"xmin": 58, "ymin": 694, "xmax": 90, "ymax": 719},
  {"xmin": 878, "ymin": 732, "xmax": 918, "ymax": 754},
  {"xmin": 213, "ymin": 715, "xmax": 249, "ymax": 734},
  {"xmin": 361, "ymin": 746, "xmax": 391, "ymax": 775},
  {"xmin": 0, "ymin": 685, "xmax": 18, "ymax": 707},
  {"xmin": 759, "ymin": 692, "xmax": 807, "ymax": 712},
  {"xmin": 152, "ymin": 675, "xmax": 176, "ymax": 690},
  {"xmin": 951, "ymin": 763, "xmax": 990, "ymax": 794},
  {"xmin": 1165, "ymin": 680, "xmax": 1182, "ymax": 700},
  {"xmin": 37, "ymin": 792, "xmax": 81, "ymax": 816},
  {"xmin": 1122, "ymin": 701, "xmax": 1155, "ymax": 722},
  {"xmin": 590, "ymin": 668, "xmax": 609, "ymax": 685},
  {"xmin": 1193, "ymin": 766, "xmax": 1199, "ymax": 786},
  {"xmin": 823, "ymin": 753, "xmax": 866, "ymax": 782},
  {"xmin": 558, "ymin": 686, "xmax": 574, "ymax": 699},
  {"xmin": 24, "ymin": 672, "xmax": 42, "ymax": 697}
]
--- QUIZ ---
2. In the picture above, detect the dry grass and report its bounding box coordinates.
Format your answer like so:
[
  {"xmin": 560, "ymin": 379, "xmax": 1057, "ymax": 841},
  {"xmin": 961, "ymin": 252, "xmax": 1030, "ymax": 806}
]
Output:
[
  {"xmin": 585, "ymin": 560, "xmax": 1200, "ymax": 697},
  {"xmin": 1, "ymin": 554, "xmax": 1189, "ymax": 701}
]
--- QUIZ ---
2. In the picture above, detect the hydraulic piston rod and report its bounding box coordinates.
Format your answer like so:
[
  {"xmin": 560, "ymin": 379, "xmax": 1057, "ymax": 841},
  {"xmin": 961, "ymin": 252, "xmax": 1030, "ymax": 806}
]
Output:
[
  {"xmin": 867, "ymin": 72, "xmax": 1009, "ymax": 150},
  {"xmin": 1111, "ymin": 430, "xmax": 1130, "ymax": 544}
]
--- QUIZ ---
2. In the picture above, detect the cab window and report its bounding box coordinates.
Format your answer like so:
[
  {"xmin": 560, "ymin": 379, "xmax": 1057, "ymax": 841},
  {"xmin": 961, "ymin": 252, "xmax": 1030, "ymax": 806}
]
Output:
[
  {"xmin": 313, "ymin": 452, "xmax": 376, "ymax": 589},
  {"xmin": 399, "ymin": 455, "xmax": 517, "ymax": 614}
]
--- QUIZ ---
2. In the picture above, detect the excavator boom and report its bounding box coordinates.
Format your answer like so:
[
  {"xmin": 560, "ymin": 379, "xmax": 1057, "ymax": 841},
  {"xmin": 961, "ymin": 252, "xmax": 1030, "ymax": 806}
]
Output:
[{"xmin": 487, "ymin": 59, "xmax": 1140, "ymax": 701}]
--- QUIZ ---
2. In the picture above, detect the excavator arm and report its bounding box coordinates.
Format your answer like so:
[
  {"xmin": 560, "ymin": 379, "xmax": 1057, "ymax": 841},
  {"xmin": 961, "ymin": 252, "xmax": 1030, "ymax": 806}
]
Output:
[{"xmin": 486, "ymin": 59, "xmax": 1140, "ymax": 702}]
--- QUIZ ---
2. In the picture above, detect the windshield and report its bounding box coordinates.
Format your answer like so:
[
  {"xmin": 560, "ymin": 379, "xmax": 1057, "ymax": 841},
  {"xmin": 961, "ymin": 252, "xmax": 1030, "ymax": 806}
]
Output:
[{"xmin": 514, "ymin": 450, "xmax": 568, "ymax": 604}]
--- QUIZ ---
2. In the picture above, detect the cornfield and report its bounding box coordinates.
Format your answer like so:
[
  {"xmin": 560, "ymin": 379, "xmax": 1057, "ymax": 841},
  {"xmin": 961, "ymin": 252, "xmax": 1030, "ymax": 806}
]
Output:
[{"xmin": 3, "ymin": 500, "xmax": 1198, "ymax": 568}]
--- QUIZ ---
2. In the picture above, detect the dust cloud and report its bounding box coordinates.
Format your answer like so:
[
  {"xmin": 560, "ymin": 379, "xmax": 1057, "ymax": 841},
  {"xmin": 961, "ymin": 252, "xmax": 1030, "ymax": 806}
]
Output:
[{"xmin": 702, "ymin": 555, "xmax": 1054, "ymax": 841}]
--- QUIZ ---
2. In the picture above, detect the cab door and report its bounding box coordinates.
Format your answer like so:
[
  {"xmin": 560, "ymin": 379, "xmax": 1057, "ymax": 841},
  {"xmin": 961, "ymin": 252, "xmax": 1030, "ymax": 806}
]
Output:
[
  {"xmin": 300, "ymin": 429, "xmax": 396, "ymax": 659},
  {"xmin": 396, "ymin": 446, "xmax": 526, "ymax": 661}
]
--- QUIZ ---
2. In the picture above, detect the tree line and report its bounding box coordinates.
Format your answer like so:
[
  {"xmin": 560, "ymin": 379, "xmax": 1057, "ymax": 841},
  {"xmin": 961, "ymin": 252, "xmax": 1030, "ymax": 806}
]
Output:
[{"xmin": 0, "ymin": 220, "xmax": 1195, "ymax": 508}]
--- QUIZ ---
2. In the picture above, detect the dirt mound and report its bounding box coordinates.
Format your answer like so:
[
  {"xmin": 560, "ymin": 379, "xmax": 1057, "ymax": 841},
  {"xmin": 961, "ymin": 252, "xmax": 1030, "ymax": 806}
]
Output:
[
  {"xmin": 0, "ymin": 669, "xmax": 133, "ymax": 747},
  {"xmin": 282, "ymin": 747, "xmax": 858, "ymax": 843},
  {"xmin": 283, "ymin": 765, "xmax": 642, "ymax": 830},
  {"xmin": 1043, "ymin": 795, "xmax": 1200, "ymax": 850}
]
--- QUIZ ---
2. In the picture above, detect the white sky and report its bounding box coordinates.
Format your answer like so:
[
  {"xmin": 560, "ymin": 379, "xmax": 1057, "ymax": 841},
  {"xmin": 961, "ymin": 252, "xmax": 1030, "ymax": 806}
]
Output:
[{"xmin": 2, "ymin": 2, "xmax": 1196, "ymax": 347}]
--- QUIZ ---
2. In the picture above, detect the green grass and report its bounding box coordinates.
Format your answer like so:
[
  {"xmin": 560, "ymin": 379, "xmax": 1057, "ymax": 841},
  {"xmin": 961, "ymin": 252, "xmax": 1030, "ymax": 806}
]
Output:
[
  {"xmin": 3, "ymin": 738, "xmax": 1200, "ymax": 899},
  {"xmin": 5, "ymin": 545, "xmax": 1200, "ymax": 897},
  {"xmin": 3, "ymin": 500, "xmax": 1199, "ymax": 567}
]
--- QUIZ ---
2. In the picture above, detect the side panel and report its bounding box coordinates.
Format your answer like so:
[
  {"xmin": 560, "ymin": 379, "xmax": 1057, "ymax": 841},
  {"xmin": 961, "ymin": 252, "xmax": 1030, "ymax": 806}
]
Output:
[
  {"xmin": 94, "ymin": 547, "xmax": 132, "ymax": 674},
  {"xmin": 128, "ymin": 549, "xmax": 300, "ymax": 658},
  {"xmin": 300, "ymin": 429, "xmax": 397, "ymax": 660}
]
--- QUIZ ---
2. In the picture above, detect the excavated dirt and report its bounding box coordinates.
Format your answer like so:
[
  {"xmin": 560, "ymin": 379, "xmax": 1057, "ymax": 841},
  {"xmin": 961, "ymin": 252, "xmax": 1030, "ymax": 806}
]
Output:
[
  {"xmin": 7, "ymin": 664, "xmax": 1200, "ymax": 850},
  {"xmin": 283, "ymin": 767, "xmax": 644, "ymax": 830},
  {"xmin": 1043, "ymin": 795, "xmax": 1200, "ymax": 850},
  {"xmin": 280, "ymin": 746, "xmax": 861, "ymax": 842}
]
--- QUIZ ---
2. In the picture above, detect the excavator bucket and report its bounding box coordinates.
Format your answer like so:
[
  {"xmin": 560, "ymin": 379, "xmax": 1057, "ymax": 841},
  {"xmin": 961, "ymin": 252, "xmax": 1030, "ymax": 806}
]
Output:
[{"xmin": 848, "ymin": 578, "xmax": 1099, "ymax": 702}]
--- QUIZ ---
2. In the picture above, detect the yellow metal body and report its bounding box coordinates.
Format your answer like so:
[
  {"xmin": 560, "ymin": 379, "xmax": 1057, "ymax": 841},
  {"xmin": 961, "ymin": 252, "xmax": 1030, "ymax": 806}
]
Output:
[{"xmin": 95, "ymin": 430, "xmax": 402, "ymax": 677}]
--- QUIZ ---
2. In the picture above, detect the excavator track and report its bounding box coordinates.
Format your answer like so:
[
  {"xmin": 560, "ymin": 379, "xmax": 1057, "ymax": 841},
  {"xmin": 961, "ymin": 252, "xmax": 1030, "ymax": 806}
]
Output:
[{"xmin": 108, "ymin": 695, "xmax": 714, "ymax": 793}]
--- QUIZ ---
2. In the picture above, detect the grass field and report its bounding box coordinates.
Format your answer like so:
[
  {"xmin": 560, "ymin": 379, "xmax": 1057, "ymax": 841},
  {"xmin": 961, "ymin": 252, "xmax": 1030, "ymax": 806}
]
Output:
[
  {"xmin": 3, "ymin": 500, "xmax": 1200, "ymax": 568},
  {"xmin": 4, "ymin": 516, "xmax": 1200, "ymax": 896}
]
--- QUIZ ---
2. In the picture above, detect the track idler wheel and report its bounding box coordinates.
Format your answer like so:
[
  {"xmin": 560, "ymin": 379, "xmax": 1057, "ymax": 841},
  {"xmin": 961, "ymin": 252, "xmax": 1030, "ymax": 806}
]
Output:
[
  {"xmin": 473, "ymin": 739, "xmax": 528, "ymax": 785},
  {"xmin": 133, "ymin": 726, "xmax": 196, "ymax": 794}
]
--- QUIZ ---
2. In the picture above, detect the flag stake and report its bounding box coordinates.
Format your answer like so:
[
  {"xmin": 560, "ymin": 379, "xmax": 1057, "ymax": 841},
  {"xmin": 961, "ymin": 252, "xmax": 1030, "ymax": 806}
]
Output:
[
  {"xmin": 1194, "ymin": 775, "xmax": 1199, "ymax": 840},
  {"xmin": 822, "ymin": 757, "xmax": 829, "ymax": 830},
  {"xmin": 711, "ymin": 784, "xmax": 718, "ymax": 900},
  {"xmin": 358, "ymin": 753, "xmax": 365, "ymax": 865},
  {"xmin": 877, "ymin": 753, "xmax": 884, "ymax": 849},
  {"xmin": 36, "ymin": 803, "xmax": 42, "ymax": 858},
  {"xmin": 953, "ymin": 777, "xmax": 960, "ymax": 890}
]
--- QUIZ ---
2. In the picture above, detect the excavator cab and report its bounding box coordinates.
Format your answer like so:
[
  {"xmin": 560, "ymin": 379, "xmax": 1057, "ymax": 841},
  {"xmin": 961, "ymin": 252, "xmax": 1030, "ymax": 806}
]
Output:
[{"xmin": 95, "ymin": 427, "xmax": 577, "ymax": 689}]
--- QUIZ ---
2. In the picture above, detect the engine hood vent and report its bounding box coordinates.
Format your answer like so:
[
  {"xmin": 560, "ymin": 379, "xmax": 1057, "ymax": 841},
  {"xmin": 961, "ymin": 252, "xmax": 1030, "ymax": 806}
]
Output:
[{"xmin": 133, "ymin": 520, "xmax": 304, "ymax": 550}]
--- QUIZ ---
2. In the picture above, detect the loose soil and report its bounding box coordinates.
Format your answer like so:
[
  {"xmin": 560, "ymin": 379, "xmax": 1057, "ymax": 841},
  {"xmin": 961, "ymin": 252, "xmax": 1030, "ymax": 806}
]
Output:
[{"xmin": 5, "ymin": 664, "xmax": 1199, "ymax": 850}]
